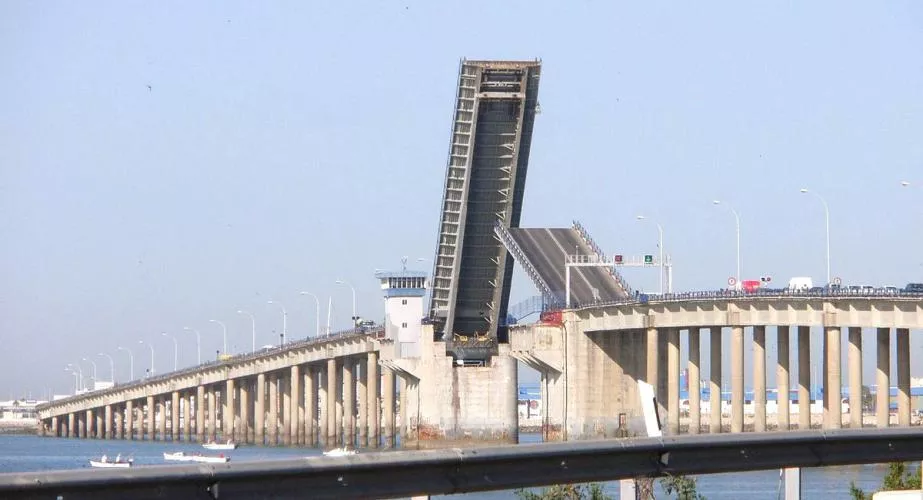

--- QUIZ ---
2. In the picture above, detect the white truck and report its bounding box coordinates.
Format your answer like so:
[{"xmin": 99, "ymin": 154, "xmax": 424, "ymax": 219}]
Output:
[{"xmin": 787, "ymin": 277, "xmax": 813, "ymax": 292}]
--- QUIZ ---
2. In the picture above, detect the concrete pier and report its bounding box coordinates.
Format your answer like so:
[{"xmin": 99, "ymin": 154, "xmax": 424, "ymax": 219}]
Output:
[
  {"xmin": 777, "ymin": 326, "xmax": 790, "ymax": 431},
  {"xmin": 382, "ymin": 368, "xmax": 395, "ymax": 448},
  {"xmin": 326, "ymin": 359, "xmax": 338, "ymax": 447},
  {"xmin": 667, "ymin": 328, "xmax": 680, "ymax": 435},
  {"xmin": 343, "ymin": 359, "xmax": 355, "ymax": 448},
  {"xmin": 731, "ymin": 326, "xmax": 744, "ymax": 433},
  {"xmin": 798, "ymin": 326, "xmax": 810, "ymax": 430},
  {"xmin": 876, "ymin": 328, "xmax": 890, "ymax": 428},
  {"xmin": 688, "ymin": 327, "xmax": 701, "ymax": 435},
  {"xmin": 255, "ymin": 373, "xmax": 265, "ymax": 445},
  {"xmin": 897, "ymin": 328, "xmax": 911, "ymax": 426},
  {"xmin": 305, "ymin": 367, "xmax": 316, "ymax": 447},
  {"xmin": 824, "ymin": 326, "xmax": 841, "ymax": 429},
  {"xmin": 753, "ymin": 326, "xmax": 766, "ymax": 433},
  {"xmin": 709, "ymin": 327, "xmax": 722, "ymax": 434},
  {"xmin": 847, "ymin": 327, "xmax": 862, "ymax": 428}
]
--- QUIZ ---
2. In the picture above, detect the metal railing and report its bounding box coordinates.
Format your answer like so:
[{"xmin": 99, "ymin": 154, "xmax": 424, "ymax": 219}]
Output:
[{"xmin": 3, "ymin": 428, "xmax": 923, "ymax": 499}]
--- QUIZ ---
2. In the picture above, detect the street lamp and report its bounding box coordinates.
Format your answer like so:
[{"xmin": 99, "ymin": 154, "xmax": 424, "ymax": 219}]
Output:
[
  {"xmin": 335, "ymin": 279, "xmax": 358, "ymax": 328},
  {"xmin": 81, "ymin": 357, "xmax": 98, "ymax": 389},
  {"xmin": 800, "ymin": 188, "xmax": 831, "ymax": 286},
  {"xmin": 138, "ymin": 340, "xmax": 154, "ymax": 377},
  {"xmin": 237, "ymin": 310, "xmax": 256, "ymax": 353},
  {"xmin": 209, "ymin": 319, "xmax": 228, "ymax": 355},
  {"xmin": 66, "ymin": 364, "xmax": 83, "ymax": 392},
  {"xmin": 267, "ymin": 300, "xmax": 288, "ymax": 345},
  {"xmin": 636, "ymin": 215, "xmax": 665, "ymax": 294},
  {"xmin": 713, "ymin": 200, "xmax": 741, "ymax": 289},
  {"xmin": 117, "ymin": 346, "xmax": 134, "ymax": 381},
  {"xmin": 184, "ymin": 326, "xmax": 201, "ymax": 365},
  {"xmin": 299, "ymin": 292, "xmax": 321, "ymax": 338},
  {"xmin": 162, "ymin": 331, "xmax": 178, "ymax": 371},
  {"xmin": 97, "ymin": 352, "xmax": 115, "ymax": 383},
  {"xmin": 64, "ymin": 367, "xmax": 79, "ymax": 393}
]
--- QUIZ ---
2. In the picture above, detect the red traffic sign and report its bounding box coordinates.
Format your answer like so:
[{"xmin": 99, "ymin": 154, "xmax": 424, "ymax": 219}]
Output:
[{"xmin": 728, "ymin": 277, "xmax": 737, "ymax": 286}]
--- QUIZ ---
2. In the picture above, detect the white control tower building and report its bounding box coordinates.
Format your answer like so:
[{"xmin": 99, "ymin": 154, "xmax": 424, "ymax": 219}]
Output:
[{"xmin": 375, "ymin": 270, "xmax": 427, "ymax": 358}]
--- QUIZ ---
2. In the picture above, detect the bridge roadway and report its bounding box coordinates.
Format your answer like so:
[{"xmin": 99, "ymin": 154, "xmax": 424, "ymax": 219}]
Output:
[
  {"xmin": 37, "ymin": 293, "xmax": 923, "ymax": 448},
  {"xmin": 506, "ymin": 227, "xmax": 629, "ymax": 305}
]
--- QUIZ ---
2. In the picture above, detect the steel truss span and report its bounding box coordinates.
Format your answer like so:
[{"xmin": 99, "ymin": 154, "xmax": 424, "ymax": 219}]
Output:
[{"xmin": 429, "ymin": 59, "xmax": 542, "ymax": 350}]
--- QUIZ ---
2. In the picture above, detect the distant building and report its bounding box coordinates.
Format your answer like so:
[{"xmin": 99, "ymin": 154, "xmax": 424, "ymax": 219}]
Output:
[{"xmin": 0, "ymin": 399, "xmax": 44, "ymax": 420}]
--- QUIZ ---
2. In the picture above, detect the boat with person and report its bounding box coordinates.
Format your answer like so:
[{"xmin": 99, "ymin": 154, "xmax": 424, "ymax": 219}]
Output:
[
  {"xmin": 202, "ymin": 440, "xmax": 238, "ymax": 451},
  {"xmin": 89, "ymin": 454, "xmax": 133, "ymax": 468},
  {"xmin": 323, "ymin": 448, "xmax": 358, "ymax": 457},
  {"xmin": 164, "ymin": 451, "xmax": 230, "ymax": 463}
]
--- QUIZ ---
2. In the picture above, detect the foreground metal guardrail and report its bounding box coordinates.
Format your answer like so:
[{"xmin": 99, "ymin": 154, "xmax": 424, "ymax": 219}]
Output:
[{"xmin": 3, "ymin": 428, "xmax": 923, "ymax": 499}]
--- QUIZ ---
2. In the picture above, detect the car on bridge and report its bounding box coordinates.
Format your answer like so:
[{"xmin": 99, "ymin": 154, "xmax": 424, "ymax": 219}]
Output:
[{"xmin": 905, "ymin": 283, "xmax": 923, "ymax": 294}]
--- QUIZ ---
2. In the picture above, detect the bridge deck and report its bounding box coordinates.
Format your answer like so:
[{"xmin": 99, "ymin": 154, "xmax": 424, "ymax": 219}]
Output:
[{"xmin": 507, "ymin": 227, "xmax": 629, "ymax": 307}]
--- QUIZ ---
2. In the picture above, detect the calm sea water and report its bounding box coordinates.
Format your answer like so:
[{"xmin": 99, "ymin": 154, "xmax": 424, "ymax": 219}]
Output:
[{"xmin": 0, "ymin": 434, "xmax": 898, "ymax": 499}]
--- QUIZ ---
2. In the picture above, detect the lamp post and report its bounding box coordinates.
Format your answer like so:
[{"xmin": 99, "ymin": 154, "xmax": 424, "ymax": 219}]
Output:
[
  {"xmin": 81, "ymin": 357, "xmax": 98, "ymax": 388},
  {"xmin": 64, "ymin": 367, "xmax": 79, "ymax": 393},
  {"xmin": 713, "ymin": 200, "xmax": 741, "ymax": 289},
  {"xmin": 335, "ymin": 279, "xmax": 358, "ymax": 328},
  {"xmin": 139, "ymin": 340, "xmax": 154, "ymax": 377},
  {"xmin": 209, "ymin": 319, "xmax": 228, "ymax": 355},
  {"xmin": 117, "ymin": 346, "xmax": 134, "ymax": 381},
  {"xmin": 66, "ymin": 364, "xmax": 83, "ymax": 392},
  {"xmin": 800, "ymin": 188, "xmax": 831, "ymax": 286},
  {"xmin": 300, "ymin": 292, "xmax": 321, "ymax": 338},
  {"xmin": 237, "ymin": 310, "xmax": 256, "ymax": 353},
  {"xmin": 636, "ymin": 215, "xmax": 665, "ymax": 294},
  {"xmin": 97, "ymin": 352, "xmax": 115, "ymax": 383},
  {"xmin": 184, "ymin": 326, "xmax": 201, "ymax": 365},
  {"xmin": 162, "ymin": 332, "xmax": 178, "ymax": 371},
  {"xmin": 267, "ymin": 300, "xmax": 288, "ymax": 345}
]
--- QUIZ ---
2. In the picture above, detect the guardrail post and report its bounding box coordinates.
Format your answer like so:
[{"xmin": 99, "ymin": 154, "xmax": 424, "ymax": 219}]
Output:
[{"xmin": 784, "ymin": 467, "xmax": 801, "ymax": 500}]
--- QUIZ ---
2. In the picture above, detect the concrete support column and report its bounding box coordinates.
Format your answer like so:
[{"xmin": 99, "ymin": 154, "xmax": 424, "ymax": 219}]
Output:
[
  {"xmin": 146, "ymin": 395, "xmax": 155, "ymax": 440},
  {"xmin": 125, "ymin": 401, "xmax": 134, "ymax": 440},
  {"xmin": 103, "ymin": 405, "xmax": 112, "ymax": 439},
  {"xmin": 777, "ymin": 326, "xmax": 791, "ymax": 431},
  {"xmin": 182, "ymin": 392, "xmax": 191, "ymax": 441},
  {"xmin": 305, "ymin": 367, "xmax": 316, "ymax": 447},
  {"xmin": 81, "ymin": 411, "xmax": 89, "ymax": 438},
  {"xmin": 753, "ymin": 326, "xmax": 767, "ymax": 433},
  {"xmin": 897, "ymin": 328, "xmax": 911, "ymax": 426},
  {"xmin": 709, "ymin": 327, "xmax": 722, "ymax": 434},
  {"xmin": 291, "ymin": 365, "xmax": 303, "ymax": 446},
  {"xmin": 67, "ymin": 413, "xmax": 75, "ymax": 438},
  {"xmin": 269, "ymin": 374, "xmax": 279, "ymax": 445},
  {"xmin": 255, "ymin": 373, "xmax": 266, "ymax": 445},
  {"xmin": 358, "ymin": 360, "xmax": 368, "ymax": 447},
  {"xmin": 847, "ymin": 327, "xmax": 862, "ymax": 429},
  {"xmin": 281, "ymin": 373, "xmax": 292, "ymax": 446},
  {"xmin": 196, "ymin": 385, "xmax": 206, "ymax": 442},
  {"xmin": 114, "ymin": 409, "xmax": 123, "ymax": 440},
  {"xmin": 343, "ymin": 359, "xmax": 355, "ymax": 448},
  {"xmin": 798, "ymin": 326, "xmax": 811, "ymax": 430},
  {"xmin": 207, "ymin": 386, "xmax": 218, "ymax": 443},
  {"xmin": 646, "ymin": 326, "xmax": 659, "ymax": 393},
  {"xmin": 367, "ymin": 353, "xmax": 380, "ymax": 448},
  {"xmin": 225, "ymin": 379, "xmax": 236, "ymax": 442},
  {"xmin": 157, "ymin": 398, "xmax": 166, "ymax": 441},
  {"xmin": 51, "ymin": 416, "xmax": 59, "ymax": 438},
  {"xmin": 327, "ymin": 358, "xmax": 338, "ymax": 447},
  {"xmin": 239, "ymin": 381, "xmax": 250, "ymax": 444},
  {"xmin": 824, "ymin": 326, "xmax": 842, "ymax": 429},
  {"xmin": 688, "ymin": 328, "xmax": 701, "ymax": 435},
  {"xmin": 876, "ymin": 328, "xmax": 890, "ymax": 428},
  {"xmin": 667, "ymin": 328, "xmax": 680, "ymax": 435},
  {"xmin": 383, "ymin": 368, "xmax": 395, "ymax": 448},
  {"xmin": 731, "ymin": 326, "xmax": 744, "ymax": 433},
  {"xmin": 319, "ymin": 369, "xmax": 329, "ymax": 447},
  {"xmin": 96, "ymin": 408, "xmax": 105, "ymax": 439},
  {"xmin": 170, "ymin": 392, "xmax": 180, "ymax": 441}
]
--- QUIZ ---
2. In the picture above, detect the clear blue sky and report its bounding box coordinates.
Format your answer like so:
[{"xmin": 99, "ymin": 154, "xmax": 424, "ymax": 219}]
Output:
[{"xmin": 1, "ymin": 2, "xmax": 921, "ymax": 399}]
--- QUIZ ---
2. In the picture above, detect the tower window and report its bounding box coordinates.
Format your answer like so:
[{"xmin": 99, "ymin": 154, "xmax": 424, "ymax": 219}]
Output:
[
  {"xmin": 401, "ymin": 322, "xmax": 408, "ymax": 328},
  {"xmin": 402, "ymin": 299, "xmax": 407, "ymax": 305}
]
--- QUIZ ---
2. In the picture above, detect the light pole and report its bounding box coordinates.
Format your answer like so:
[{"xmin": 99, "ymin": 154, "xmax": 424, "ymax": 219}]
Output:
[
  {"xmin": 66, "ymin": 364, "xmax": 83, "ymax": 392},
  {"xmin": 209, "ymin": 319, "xmax": 228, "ymax": 355},
  {"xmin": 184, "ymin": 326, "xmax": 201, "ymax": 365},
  {"xmin": 81, "ymin": 357, "xmax": 98, "ymax": 389},
  {"xmin": 64, "ymin": 367, "xmax": 79, "ymax": 393},
  {"xmin": 267, "ymin": 300, "xmax": 288, "ymax": 345},
  {"xmin": 162, "ymin": 331, "xmax": 178, "ymax": 371},
  {"xmin": 97, "ymin": 352, "xmax": 115, "ymax": 383},
  {"xmin": 336, "ymin": 279, "xmax": 358, "ymax": 328},
  {"xmin": 139, "ymin": 340, "xmax": 154, "ymax": 377},
  {"xmin": 117, "ymin": 346, "xmax": 134, "ymax": 381},
  {"xmin": 300, "ymin": 292, "xmax": 321, "ymax": 338},
  {"xmin": 800, "ymin": 188, "xmax": 831, "ymax": 286},
  {"xmin": 237, "ymin": 310, "xmax": 256, "ymax": 352},
  {"xmin": 713, "ymin": 200, "xmax": 741, "ymax": 288},
  {"xmin": 636, "ymin": 215, "xmax": 664, "ymax": 294}
]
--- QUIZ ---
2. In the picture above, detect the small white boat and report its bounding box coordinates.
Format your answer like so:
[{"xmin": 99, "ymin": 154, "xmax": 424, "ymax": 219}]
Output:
[
  {"xmin": 90, "ymin": 454, "xmax": 133, "ymax": 468},
  {"xmin": 164, "ymin": 451, "xmax": 230, "ymax": 463},
  {"xmin": 163, "ymin": 451, "xmax": 196, "ymax": 462},
  {"xmin": 203, "ymin": 440, "xmax": 238, "ymax": 451},
  {"xmin": 323, "ymin": 448, "xmax": 358, "ymax": 457}
]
